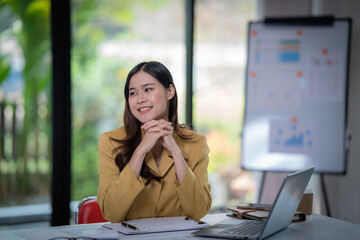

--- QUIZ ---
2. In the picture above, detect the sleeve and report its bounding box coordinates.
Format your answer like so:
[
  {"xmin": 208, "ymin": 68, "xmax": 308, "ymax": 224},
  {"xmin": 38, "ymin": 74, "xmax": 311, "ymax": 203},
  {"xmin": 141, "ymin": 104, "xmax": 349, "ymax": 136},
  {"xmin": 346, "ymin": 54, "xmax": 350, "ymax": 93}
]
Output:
[
  {"xmin": 175, "ymin": 136, "xmax": 212, "ymax": 220},
  {"xmin": 97, "ymin": 132, "xmax": 145, "ymax": 223}
]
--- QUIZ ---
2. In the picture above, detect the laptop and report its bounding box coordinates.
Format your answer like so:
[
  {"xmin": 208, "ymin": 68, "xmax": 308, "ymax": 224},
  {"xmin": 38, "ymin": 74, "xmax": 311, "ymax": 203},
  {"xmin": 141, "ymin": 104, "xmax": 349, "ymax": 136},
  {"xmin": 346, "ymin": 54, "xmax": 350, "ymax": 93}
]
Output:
[{"xmin": 193, "ymin": 167, "xmax": 315, "ymax": 240}]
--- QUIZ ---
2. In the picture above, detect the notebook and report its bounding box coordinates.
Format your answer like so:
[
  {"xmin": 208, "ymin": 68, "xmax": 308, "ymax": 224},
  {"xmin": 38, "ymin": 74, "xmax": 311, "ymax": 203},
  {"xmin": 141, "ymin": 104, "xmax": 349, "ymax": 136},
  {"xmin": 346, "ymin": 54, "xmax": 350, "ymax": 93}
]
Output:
[
  {"xmin": 103, "ymin": 216, "xmax": 209, "ymax": 235},
  {"xmin": 193, "ymin": 167, "xmax": 315, "ymax": 240},
  {"xmin": 226, "ymin": 206, "xmax": 306, "ymax": 222}
]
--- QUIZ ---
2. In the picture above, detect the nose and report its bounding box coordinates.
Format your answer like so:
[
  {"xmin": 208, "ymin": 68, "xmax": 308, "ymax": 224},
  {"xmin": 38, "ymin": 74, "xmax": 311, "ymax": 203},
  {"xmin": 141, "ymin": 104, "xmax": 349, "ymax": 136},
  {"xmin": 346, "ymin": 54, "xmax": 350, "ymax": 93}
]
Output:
[{"xmin": 137, "ymin": 92, "xmax": 146, "ymax": 104}]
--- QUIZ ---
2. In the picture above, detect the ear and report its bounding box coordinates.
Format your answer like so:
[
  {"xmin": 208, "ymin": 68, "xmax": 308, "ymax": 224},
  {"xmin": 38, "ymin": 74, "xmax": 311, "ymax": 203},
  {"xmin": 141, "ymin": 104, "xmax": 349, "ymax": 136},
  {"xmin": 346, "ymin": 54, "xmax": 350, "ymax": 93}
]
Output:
[{"xmin": 167, "ymin": 84, "xmax": 175, "ymax": 100}]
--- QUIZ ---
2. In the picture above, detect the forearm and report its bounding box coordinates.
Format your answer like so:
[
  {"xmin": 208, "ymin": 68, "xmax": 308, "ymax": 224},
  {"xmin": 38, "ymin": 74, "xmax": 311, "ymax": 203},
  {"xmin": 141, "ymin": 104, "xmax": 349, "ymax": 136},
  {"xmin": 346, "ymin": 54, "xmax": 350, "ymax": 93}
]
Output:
[
  {"xmin": 176, "ymin": 168, "xmax": 212, "ymax": 220},
  {"xmin": 176, "ymin": 136, "xmax": 212, "ymax": 220},
  {"xmin": 172, "ymin": 149, "xmax": 188, "ymax": 184},
  {"xmin": 98, "ymin": 165, "xmax": 145, "ymax": 222},
  {"xmin": 128, "ymin": 147, "xmax": 146, "ymax": 178}
]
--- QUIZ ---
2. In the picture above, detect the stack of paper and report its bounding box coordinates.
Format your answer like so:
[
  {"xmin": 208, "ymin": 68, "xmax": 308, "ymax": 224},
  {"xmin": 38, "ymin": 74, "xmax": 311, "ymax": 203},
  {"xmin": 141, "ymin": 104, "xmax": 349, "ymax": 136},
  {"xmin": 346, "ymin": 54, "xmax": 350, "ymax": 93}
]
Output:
[{"xmin": 103, "ymin": 216, "xmax": 209, "ymax": 235}]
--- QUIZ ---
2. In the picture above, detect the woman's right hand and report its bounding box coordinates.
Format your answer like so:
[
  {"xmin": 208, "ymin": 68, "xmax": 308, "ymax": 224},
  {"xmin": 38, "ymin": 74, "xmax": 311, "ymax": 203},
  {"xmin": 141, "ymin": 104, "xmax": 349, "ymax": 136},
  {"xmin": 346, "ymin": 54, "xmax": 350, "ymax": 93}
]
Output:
[
  {"xmin": 129, "ymin": 120, "xmax": 173, "ymax": 178},
  {"xmin": 138, "ymin": 120, "xmax": 173, "ymax": 154}
]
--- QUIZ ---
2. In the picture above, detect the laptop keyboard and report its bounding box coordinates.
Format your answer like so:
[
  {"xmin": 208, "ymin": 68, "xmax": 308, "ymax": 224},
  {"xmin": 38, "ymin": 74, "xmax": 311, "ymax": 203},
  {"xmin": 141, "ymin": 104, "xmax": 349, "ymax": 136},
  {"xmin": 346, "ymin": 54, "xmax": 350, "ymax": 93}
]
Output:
[{"xmin": 219, "ymin": 220, "xmax": 265, "ymax": 237}]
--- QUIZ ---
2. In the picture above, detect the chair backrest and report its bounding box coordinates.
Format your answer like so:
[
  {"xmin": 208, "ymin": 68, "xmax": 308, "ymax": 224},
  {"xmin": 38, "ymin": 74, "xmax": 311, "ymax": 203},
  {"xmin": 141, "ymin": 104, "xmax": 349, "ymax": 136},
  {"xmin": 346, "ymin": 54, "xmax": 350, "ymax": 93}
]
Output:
[{"xmin": 76, "ymin": 196, "xmax": 108, "ymax": 224}]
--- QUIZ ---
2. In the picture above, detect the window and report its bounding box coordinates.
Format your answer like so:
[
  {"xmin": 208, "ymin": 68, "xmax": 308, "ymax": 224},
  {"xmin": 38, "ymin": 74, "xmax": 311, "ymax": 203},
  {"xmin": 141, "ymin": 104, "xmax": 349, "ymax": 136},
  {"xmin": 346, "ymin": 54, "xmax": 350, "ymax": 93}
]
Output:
[
  {"xmin": 0, "ymin": 0, "xmax": 258, "ymax": 227},
  {"xmin": 194, "ymin": 0, "xmax": 257, "ymax": 209},
  {"xmin": 71, "ymin": 0, "xmax": 186, "ymax": 203},
  {"xmin": 0, "ymin": 0, "xmax": 52, "ymax": 222}
]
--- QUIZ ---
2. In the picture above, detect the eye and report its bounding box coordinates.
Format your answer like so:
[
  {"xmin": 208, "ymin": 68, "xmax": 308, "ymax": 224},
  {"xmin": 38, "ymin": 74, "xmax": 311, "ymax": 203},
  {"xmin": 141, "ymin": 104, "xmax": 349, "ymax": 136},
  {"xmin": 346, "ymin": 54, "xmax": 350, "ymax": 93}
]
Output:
[
  {"xmin": 129, "ymin": 91, "xmax": 136, "ymax": 96},
  {"xmin": 145, "ymin": 88, "xmax": 153, "ymax": 92}
]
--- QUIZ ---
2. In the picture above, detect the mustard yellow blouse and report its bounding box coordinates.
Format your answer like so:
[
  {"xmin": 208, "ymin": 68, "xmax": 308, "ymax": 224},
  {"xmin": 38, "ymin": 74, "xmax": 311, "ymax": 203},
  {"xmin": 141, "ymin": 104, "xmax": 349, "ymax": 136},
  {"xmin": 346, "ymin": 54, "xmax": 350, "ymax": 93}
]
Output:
[{"xmin": 97, "ymin": 127, "xmax": 212, "ymax": 223}]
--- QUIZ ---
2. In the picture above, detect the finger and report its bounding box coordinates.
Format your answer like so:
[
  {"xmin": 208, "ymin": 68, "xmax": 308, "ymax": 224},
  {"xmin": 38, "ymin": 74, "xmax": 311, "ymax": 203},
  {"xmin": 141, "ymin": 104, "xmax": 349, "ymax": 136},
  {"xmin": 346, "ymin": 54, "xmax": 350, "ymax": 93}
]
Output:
[
  {"xmin": 161, "ymin": 123, "xmax": 173, "ymax": 131},
  {"xmin": 159, "ymin": 119, "xmax": 173, "ymax": 128},
  {"xmin": 141, "ymin": 120, "xmax": 157, "ymax": 130},
  {"xmin": 143, "ymin": 120, "xmax": 173, "ymax": 132},
  {"xmin": 157, "ymin": 130, "xmax": 173, "ymax": 138},
  {"xmin": 146, "ymin": 127, "xmax": 162, "ymax": 133},
  {"xmin": 157, "ymin": 119, "xmax": 171, "ymax": 125},
  {"xmin": 142, "ymin": 120, "xmax": 165, "ymax": 131},
  {"xmin": 147, "ymin": 126, "xmax": 174, "ymax": 134},
  {"xmin": 144, "ymin": 119, "xmax": 172, "ymax": 128}
]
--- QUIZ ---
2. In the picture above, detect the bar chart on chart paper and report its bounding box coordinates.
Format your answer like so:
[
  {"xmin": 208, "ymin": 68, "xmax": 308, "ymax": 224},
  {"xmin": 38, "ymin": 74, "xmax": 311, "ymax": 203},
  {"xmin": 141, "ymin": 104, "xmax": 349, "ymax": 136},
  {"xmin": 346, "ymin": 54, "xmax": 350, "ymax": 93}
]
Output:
[
  {"xmin": 269, "ymin": 117, "xmax": 318, "ymax": 154},
  {"xmin": 284, "ymin": 133, "xmax": 305, "ymax": 147}
]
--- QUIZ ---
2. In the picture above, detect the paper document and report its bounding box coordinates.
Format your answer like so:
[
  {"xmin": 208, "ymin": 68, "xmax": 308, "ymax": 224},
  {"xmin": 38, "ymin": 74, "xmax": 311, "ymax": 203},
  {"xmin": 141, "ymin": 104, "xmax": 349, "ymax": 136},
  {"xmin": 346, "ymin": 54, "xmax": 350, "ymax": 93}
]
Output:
[
  {"xmin": 120, "ymin": 230, "xmax": 212, "ymax": 239},
  {"xmin": 82, "ymin": 228, "xmax": 119, "ymax": 239},
  {"xmin": 103, "ymin": 216, "xmax": 209, "ymax": 235}
]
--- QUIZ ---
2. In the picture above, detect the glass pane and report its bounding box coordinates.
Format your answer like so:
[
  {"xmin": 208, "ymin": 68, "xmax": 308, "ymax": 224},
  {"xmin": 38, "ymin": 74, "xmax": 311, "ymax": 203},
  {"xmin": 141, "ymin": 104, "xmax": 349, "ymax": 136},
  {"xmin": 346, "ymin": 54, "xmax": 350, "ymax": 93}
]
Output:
[
  {"xmin": 71, "ymin": 0, "xmax": 186, "ymax": 207},
  {"xmin": 0, "ymin": 0, "xmax": 52, "ymax": 211},
  {"xmin": 194, "ymin": 0, "xmax": 257, "ymax": 209}
]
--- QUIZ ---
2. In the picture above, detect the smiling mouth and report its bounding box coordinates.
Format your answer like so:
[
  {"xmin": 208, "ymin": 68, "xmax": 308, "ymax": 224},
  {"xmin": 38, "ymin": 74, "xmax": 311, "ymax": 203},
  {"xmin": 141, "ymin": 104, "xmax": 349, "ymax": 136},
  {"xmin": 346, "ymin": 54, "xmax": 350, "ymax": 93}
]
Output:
[{"xmin": 138, "ymin": 107, "xmax": 152, "ymax": 113}]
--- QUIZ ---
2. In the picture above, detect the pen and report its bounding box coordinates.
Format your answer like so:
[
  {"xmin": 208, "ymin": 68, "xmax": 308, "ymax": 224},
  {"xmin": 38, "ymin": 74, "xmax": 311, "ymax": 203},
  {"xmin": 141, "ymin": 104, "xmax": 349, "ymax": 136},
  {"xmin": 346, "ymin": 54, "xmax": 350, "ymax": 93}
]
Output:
[
  {"xmin": 185, "ymin": 217, "xmax": 206, "ymax": 224},
  {"xmin": 121, "ymin": 222, "xmax": 140, "ymax": 231}
]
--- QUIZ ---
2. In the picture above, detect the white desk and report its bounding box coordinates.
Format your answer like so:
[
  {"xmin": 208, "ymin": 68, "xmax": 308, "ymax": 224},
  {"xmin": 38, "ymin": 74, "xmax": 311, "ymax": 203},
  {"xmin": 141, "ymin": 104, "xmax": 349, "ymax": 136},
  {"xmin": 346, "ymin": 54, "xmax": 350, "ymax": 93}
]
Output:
[{"xmin": 1, "ymin": 214, "xmax": 360, "ymax": 240}]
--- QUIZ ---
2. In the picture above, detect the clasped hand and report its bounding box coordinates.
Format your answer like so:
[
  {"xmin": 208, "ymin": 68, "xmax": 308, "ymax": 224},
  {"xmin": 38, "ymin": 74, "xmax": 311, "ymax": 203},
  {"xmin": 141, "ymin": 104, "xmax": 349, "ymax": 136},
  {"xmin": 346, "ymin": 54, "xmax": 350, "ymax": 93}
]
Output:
[{"xmin": 140, "ymin": 119, "xmax": 179, "ymax": 155}]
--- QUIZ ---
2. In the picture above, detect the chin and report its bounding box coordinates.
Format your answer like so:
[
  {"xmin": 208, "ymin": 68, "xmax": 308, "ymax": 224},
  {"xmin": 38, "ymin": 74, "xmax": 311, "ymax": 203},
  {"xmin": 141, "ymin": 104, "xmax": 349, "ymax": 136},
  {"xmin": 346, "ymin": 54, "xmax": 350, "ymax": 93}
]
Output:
[
  {"xmin": 134, "ymin": 113, "xmax": 167, "ymax": 123},
  {"xmin": 137, "ymin": 116, "xmax": 154, "ymax": 123}
]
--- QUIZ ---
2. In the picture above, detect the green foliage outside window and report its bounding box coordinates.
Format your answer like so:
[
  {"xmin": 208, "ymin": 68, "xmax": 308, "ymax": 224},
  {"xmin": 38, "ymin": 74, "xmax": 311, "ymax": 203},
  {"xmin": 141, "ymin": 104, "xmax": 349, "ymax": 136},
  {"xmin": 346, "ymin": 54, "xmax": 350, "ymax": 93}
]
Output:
[
  {"xmin": 0, "ymin": 0, "xmax": 51, "ymax": 206},
  {"xmin": 70, "ymin": 0, "xmax": 172, "ymax": 201}
]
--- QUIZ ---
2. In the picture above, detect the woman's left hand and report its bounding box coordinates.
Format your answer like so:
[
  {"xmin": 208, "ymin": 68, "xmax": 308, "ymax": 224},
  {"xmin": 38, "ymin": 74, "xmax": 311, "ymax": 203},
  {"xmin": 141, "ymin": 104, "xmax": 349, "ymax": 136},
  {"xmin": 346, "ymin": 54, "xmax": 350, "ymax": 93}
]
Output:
[
  {"xmin": 141, "ymin": 120, "xmax": 180, "ymax": 154},
  {"xmin": 142, "ymin": 120, "xmax": 187, "ymax": 183}
]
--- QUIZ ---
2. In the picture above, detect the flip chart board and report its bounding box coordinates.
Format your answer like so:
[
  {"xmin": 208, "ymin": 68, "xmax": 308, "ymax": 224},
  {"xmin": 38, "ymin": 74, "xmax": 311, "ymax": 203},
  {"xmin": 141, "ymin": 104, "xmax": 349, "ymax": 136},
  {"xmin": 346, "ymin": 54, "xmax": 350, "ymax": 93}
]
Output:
[{"xmin": 241, "ymin": 17, "xmax": 351, "ymax": 174}]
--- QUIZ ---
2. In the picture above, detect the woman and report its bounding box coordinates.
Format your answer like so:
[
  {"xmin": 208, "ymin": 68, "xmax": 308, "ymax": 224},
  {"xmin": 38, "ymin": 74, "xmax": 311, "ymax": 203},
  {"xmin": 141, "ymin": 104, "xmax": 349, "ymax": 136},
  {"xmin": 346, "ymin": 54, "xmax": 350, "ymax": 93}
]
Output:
[{"xmin": 97, "ymin": 61, "xmax": 212, "ymax": 223}]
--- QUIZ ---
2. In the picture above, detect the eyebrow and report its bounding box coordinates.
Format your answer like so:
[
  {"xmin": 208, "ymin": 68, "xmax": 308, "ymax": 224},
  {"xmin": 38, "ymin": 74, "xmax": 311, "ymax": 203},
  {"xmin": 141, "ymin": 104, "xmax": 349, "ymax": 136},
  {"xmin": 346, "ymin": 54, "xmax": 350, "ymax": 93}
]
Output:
[{"xmin": 129, "ymin": 83, "xmax": 156, "ymax": 91}]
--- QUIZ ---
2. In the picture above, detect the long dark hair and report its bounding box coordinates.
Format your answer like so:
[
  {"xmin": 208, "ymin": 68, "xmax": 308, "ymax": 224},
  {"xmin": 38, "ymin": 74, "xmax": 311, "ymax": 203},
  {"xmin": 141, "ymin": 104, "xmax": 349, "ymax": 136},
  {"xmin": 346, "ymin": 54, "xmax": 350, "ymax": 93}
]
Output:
[{"xmin": 112, "ymin": 61, "xmax": 190, "ymax": 185}]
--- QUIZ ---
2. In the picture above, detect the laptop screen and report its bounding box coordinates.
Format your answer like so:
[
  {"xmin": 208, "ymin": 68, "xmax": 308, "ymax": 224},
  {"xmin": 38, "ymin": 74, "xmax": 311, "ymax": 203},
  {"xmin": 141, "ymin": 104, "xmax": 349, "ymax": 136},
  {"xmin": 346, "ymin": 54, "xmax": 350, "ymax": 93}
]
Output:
[{"xmin": 260, "ymin": 167, "xmax": 314, "ymax": 239}]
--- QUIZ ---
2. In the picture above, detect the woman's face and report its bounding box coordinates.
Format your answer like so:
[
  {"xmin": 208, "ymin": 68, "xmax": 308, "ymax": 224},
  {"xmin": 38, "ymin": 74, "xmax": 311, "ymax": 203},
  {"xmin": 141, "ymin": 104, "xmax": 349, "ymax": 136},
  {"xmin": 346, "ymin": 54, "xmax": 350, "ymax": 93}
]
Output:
[{"xmin": 128, "ymin": 70, "xmax": 174, "ymax": 123}]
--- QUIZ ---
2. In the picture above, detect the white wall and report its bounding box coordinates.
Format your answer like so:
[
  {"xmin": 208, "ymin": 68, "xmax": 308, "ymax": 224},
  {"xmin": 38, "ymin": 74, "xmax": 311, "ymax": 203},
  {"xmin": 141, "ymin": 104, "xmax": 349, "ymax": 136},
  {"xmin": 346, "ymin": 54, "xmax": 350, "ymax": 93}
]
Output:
[
  {"xmin": 257, "ymin": 0, "xmax": 360, "ymax": 224},
  {"xmin": 315, "ymin": 0, "xmax": 360, "ymax": 225}
]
